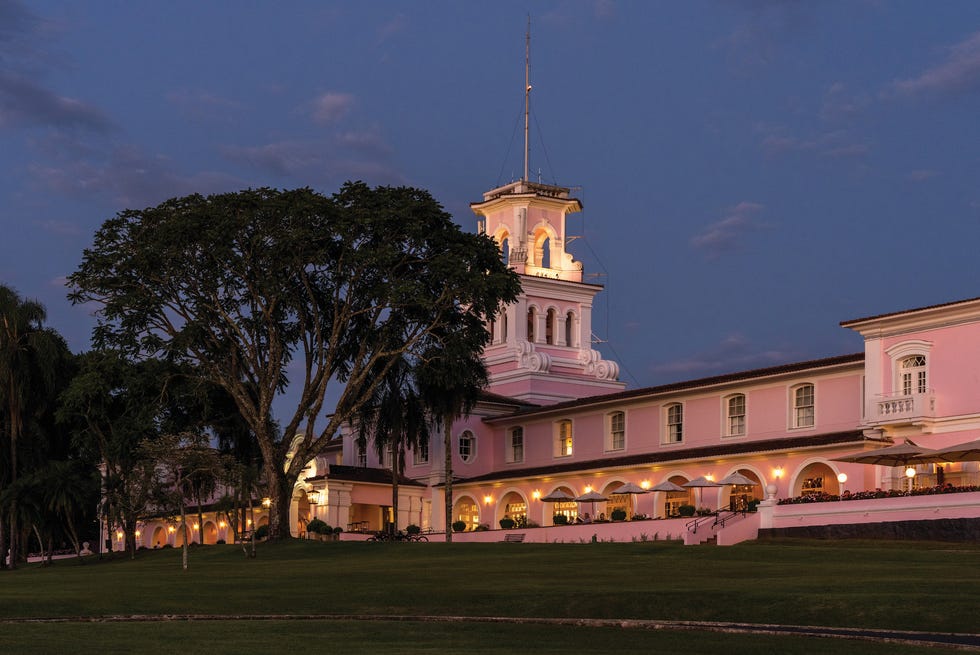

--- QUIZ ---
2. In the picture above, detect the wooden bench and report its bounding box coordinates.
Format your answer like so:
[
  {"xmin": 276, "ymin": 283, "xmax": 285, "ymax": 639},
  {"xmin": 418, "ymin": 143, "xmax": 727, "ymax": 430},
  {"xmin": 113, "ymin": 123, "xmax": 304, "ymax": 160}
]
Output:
[{"xmin": 503, "ymin": 533, "xmax": 525, "ymax": 543}]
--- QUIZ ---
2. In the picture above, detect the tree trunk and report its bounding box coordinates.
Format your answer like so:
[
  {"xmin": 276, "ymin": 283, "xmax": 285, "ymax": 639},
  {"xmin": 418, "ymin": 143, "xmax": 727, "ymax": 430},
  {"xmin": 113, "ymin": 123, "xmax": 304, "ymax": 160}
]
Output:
[
  {"xmin": 0, "ymin": 514, "xmax": 7, "ymax": 570},
  {"xmin": 181, "ymin": 499, "xmax": 189, "ymax": 571},
  {"xmin": 390, "ymin": 447, "xmax": 400, "ymax": 536},
  {"xmin": 444, "ymin": 416, "xmax": 453, "ymax": 543}
]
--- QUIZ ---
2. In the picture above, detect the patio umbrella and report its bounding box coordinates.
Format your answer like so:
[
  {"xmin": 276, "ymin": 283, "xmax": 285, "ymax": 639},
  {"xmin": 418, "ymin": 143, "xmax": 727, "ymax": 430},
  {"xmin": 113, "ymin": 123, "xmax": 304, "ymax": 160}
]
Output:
[
  {"xmin": 612, "ymin": 482, "xmax": 649, "ymax": 495},
  {"xmin": 683, "ymin": 476, "xmax": 722, "ymax": 509},
  {"xmin": 648, "ymin": 480, "xmax": 686, "ymax": 493},
  {"xmin": 574, "ymin": 490, "xmax": 608, "ymax": 518},
  {"xmin": 931, "ymin": 438, "xmax": 980, "ymax": 462},
  {"xmin": 718, "ymin": 472, "xmax": 759, "ymax": 487},
  {"xmin": 540, "ymin": 489, "xmax": 574, "ymax": 502},
  {"xmin": 832, "ymin": 439, "xmax": 945, "ymax": 466}
]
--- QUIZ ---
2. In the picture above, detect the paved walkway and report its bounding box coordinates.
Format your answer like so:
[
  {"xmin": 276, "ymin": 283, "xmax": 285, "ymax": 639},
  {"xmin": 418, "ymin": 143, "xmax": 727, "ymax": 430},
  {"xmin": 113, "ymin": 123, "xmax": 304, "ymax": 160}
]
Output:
[{"xmin": 5, "ymin": 614, "xmax": 980, "ymax": 650}]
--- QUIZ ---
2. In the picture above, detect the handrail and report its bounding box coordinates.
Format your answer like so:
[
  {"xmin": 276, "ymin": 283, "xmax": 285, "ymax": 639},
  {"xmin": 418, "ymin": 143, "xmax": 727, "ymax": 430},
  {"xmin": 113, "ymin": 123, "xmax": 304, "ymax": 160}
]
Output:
[{"xmin": 686, "ymin": 507, "xmax": 750, "ymax": 534}]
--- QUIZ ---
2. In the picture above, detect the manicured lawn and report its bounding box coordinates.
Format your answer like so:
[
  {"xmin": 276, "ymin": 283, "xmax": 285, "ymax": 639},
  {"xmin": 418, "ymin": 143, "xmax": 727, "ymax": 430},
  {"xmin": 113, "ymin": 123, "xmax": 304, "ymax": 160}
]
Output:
[{"xmin": 1, "ymin": 539, "xmax": 977, "ymax": 653}]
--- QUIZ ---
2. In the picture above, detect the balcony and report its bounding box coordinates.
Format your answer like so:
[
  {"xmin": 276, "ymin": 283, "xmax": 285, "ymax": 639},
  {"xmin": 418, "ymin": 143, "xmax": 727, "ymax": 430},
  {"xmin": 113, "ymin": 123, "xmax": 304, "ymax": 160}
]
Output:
[{"xmin": 867, "ymin": 391, "xmax": 935, "ymax": 428}]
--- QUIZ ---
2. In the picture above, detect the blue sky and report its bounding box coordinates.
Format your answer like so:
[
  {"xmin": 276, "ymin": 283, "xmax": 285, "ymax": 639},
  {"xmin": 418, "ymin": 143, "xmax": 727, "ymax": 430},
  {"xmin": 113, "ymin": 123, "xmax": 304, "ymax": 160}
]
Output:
[{"xmin": 3, "ymin": 0, "xmax": 980, "ymax": 393}]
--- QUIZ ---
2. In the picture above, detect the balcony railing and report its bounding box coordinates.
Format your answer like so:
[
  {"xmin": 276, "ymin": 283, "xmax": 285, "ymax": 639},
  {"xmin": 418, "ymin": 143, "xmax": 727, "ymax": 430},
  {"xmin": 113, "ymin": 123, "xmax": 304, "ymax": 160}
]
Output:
[{"xmin": 868, "ymin": 390, "xmax": 935, "ymax": 426}]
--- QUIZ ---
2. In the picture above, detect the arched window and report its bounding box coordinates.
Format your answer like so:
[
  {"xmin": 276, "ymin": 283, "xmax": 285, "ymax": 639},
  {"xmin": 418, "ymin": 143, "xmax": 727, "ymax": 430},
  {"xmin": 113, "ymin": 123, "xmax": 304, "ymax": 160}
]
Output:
[
  {"xmin": 546, "ymin": 308, "xmax": 556, "ymax": 345},
  {"xmin": 501, "ymin": 237, "xmax": 510, "ymax": 266},
  {"xmin": 554, "ymin": 420, "xmax": 573, "ymax": 457},
  {"xmin": 458, "ymin": 430, "xmax": 476, "ymax": 463},
  {"xmin": 664, "ymin": 404, "xmax": 683, "ymax": 444},
  {"xmin": 726, "ymin": 394, "xmax": 746, "ymax": 437},
  {"xmin": 565, "ymin": 311, "xmax": 574, "ymax": 347},
  {"xmin": 901, "ymin": 355, "xmax": 927, "ymax": 395},
  {"xmin": 792, "ymin": 384, "xmax": 815, "ymax": 428},
  {"xmin": 607, "ymin": 411, "xmax": 625, "ymax": 451}
]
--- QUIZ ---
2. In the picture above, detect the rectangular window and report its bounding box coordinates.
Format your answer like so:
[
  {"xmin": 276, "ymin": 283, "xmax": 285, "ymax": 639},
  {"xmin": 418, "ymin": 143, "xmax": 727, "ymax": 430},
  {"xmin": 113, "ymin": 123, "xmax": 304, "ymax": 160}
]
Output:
[
  {"xmin": 727, "ymin": 395, "xmax": 746, "ymax": 437},
  {"xmin": 665, "ymin": 404, "xmax": 683, "ymax": 443},
  {"xmin": 508, "ymin": 427, "xmax": 524, "ymax": 463},
  {"xmin": 794, "ymin": 385, "xmax": 814, "ymax": 428},
  {"xmin": 555, "ymin": 420, "xmax": 573, "ymax": 457},
  {"xmin": 413, "ymin": 440, "xmax": 429, "ymax": 465},
  {"xmin": 356, "ymin": 444, "xmax": 367, "ymax": 467},
  {"xmin": 609, "ymin": 412, "xmax": 625, "ymax": 450}
]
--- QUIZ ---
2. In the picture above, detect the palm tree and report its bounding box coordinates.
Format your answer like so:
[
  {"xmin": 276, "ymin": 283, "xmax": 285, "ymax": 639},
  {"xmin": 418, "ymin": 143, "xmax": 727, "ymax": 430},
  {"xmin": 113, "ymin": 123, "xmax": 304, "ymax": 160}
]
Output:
[
  {"xmin": 42, "ymin": 460, "xmax": 97, "ymax": 559},
  {"xmin": 417, "ymin": 339, "xmax": 489, "ymax": 542},
  {"xmin": 355, "ymin": 358, "xmax": 430, "ymax": 535},
  {"xmin": 0, "ymin": 285, "xmax": 66, "ymax": 569}
]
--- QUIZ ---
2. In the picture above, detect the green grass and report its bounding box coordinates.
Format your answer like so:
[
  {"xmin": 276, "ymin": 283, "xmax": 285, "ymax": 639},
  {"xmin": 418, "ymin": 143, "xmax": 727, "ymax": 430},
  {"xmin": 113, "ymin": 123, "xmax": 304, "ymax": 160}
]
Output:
[{"xmin": 1, "ymin": 539, "xmax": 977, "ymax": 653}]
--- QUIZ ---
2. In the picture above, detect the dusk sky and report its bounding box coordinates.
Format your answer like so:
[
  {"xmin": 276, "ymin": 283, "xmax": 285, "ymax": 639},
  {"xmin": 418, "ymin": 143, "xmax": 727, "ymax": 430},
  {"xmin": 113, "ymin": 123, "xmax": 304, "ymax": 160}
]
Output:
[{"xmin": 3, "ymin": 1, "xmax": 980, "ymax": 395}]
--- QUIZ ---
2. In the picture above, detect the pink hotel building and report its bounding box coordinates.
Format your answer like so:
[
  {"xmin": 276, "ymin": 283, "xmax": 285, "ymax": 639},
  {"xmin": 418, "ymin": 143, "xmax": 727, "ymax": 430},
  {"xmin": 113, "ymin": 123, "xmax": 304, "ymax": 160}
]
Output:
[{"xmin": 129, "ymin": 177, "xmax": 980, "ymax": 549}]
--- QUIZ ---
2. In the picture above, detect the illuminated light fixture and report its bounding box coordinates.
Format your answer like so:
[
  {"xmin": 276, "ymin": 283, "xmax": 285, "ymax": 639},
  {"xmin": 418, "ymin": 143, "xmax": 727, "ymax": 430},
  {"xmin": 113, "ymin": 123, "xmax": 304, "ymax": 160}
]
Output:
[
  {"xmin": 167, "ymin": 526, "xmax": 175, "ymax": 534},
  {"xmin": 307, "ymin": 489, "xmax": 318, "ymax": 504},
  {"xmin": 116, "ymin": 531, "xmax": 124, "ymax": 540},
  {"xmin": 193, "ymin": 523, "xmax": 199, "ymax": 530},
  {"xmin": 531, "ymin": 490, "xmax": 541, "ymax": 500},
  {"xmin": 773, "ymin": 467, "xmax": 784, "ymax": 479},
  {"xmin": 134, "ymin": 530, "xmax": 141, "ymax": 538},
  {"xmin": 640, "ymin": 480, "xmax": 651, "ymax": 490},
  {"xmin": 246, "ymin": 519, "xmax": 252, "ymax": 526},
  {"xmin": 219, "ymin": 521, "xmax": 226, "ymax": 528},
  {"xmin": 584, "ymin": 485, "xmax": 593, "ymax": 493},
  {"xmin": 905, "ymin": 467, "xmax": 916, "ymax": 479},
  {"xmin": 261, "ymin": 497, "xmax": 271, "ymax": 508},
  {"xmin": 483, "ymin": 495, "xmax": 493, "ymax": 505},
  {"xmin": 704, "ymin": 474, "xmax": 714, "ymax": 482},
  {"xmin": 837, "ymin": 472, "xmax": 847, "ymax": 484}
]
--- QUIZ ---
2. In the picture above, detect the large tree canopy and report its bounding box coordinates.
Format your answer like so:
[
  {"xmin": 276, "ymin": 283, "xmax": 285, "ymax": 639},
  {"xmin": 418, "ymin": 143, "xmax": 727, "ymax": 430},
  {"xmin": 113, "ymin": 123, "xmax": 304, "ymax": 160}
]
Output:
[{"xmin": 68, "ymin": 183, "xmax": 520, "ymax": 538}]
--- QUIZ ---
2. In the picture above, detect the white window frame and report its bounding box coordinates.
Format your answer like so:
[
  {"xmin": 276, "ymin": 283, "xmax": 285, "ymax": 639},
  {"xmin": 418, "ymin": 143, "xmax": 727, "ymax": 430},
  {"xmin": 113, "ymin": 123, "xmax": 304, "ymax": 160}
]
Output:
[
  {"xmin": 606, "ymin": 411, "xmax": 626, "ymax": 451},
  {"xmin": 507, "ymin": 426, "xmax": 524, "ymax": 463},
  {"xmin": 554, "ymin": 419, "xmax": 573, "ymax": 457},
  {"xmin": 725, "ymin": 394, "xmax": 746, "ymax": 438},
  {"xmin": 900, "ymin": 355, "xmax": 927, "ymax": 395},
  {"xmin": 458, "ymin": 430, "xmax": 476, "ymax": 463},
  {"xmin": 663, "ymin": 403, "xmax": 683, "ymax": 444},
  {"xmin": 791, "ymin": 383, "xmax": 815, "ymax": 429},
  {"xmin": 413, "ymin": 439, "xmax": 429, "ymax": 465}
]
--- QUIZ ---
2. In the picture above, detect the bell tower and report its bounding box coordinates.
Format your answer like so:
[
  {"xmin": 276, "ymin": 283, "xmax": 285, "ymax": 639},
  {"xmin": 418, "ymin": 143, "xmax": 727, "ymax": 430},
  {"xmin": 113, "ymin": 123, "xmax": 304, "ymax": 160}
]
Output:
[
  {"xmin": 470, "ymin": 21, "xmax": 623, "ymax": 404},
  {"xmin": 472, "ymin": 181, "xmax": 624, "ymax": 404}
]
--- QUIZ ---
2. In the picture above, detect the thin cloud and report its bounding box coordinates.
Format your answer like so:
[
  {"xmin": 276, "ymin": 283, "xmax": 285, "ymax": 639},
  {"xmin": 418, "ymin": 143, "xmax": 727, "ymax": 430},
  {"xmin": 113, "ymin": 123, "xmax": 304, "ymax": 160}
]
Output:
[
  {"xmin": 34, "ymin": 219, "xmax": 82, "ymax": 237},
  {"xmin": 166, "ymin": 89, "xmax": 243, "ymax": 123},
  {"xmin": 30, "ymin": 144, "xmax": 244, "ymax": 209},
  {"xmin": 651, "ymin": 334, "xmax": 797, "ymax": 378},
  {"xmin": 221, "ymin": 134, "xmax": 405, "ymax": 187},
  {"xmin": 820, "ymin": 82, "xmax": 870, "ymax": 123},
  {"xmin": 906, "ymin": 169, "xmax": 940, "ymax": 182},
  {"xmin": 310, "ymin": 92, "xmax": 355, "ymax": 125},
  {"xmin": 376, "ymin": 14, "xmax": 408, "ymax": 44},
  {"xmin": 892, "ymin": 30, "xmax": 980, "ymax": 96},
  {"xmin": 0, "ymin": 70, "xmax": 113, "ymax": 131},
  {"xmin": 690, "ymin": 202, "xmax": 767, "ymax": 259},
  {"xmin": 758, "ymin": 125, "xmax": 869, "ymax": 160}
]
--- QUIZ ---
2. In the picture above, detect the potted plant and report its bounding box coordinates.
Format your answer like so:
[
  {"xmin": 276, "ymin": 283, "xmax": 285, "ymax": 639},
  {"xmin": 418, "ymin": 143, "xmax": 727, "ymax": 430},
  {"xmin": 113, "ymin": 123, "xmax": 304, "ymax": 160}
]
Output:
[
  {"xmin": 499, "ymin": 517, "xmax": 515, "ymax": 529},
  {"xmin": 677, "ymin": 504, "xmax": 696, "ymax": 517},
  {"xmin": 553, "ymin": 514, "xmax": 569, "ymax": 525},
  {"xmin": 307, "ymin": 518, "xmax": 328, "ymax": 540},
  {"xmin": 452, "ymin": 520, "xmax": 467, "ymax": 533},
  {"xmin": 406, "ymin": 524, "xmax": 421, "ymax": 535},
  {"xmin": 610, "ymin": 508, "xmax": 627, "ymax": 521}
]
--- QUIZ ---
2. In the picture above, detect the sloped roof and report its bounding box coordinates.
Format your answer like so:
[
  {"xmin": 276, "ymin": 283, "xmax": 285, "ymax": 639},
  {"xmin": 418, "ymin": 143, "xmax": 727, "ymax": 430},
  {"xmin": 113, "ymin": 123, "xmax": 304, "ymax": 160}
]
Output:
[
  {"xmin": 453, "ymin": 430, "xmax": 869, "ymax": 486},
  {"xmin": 484, "ymin": 353, "xmax": 865, "ymax": 423},
  {"xmin": 308, "ymin": 465, "xmax": 427, "ymax": 487},
  {"xmin": 841, "ymin": 295, "xmax": 980, "ymax": 327}
]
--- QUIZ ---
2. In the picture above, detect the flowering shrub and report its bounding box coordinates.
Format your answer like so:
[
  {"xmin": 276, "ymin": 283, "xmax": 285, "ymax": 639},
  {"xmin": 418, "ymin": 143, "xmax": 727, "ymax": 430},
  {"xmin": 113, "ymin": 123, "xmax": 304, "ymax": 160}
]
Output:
[{"xmin": 777, "ymin": 484, "xmax": 980, "ymax": 505}]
